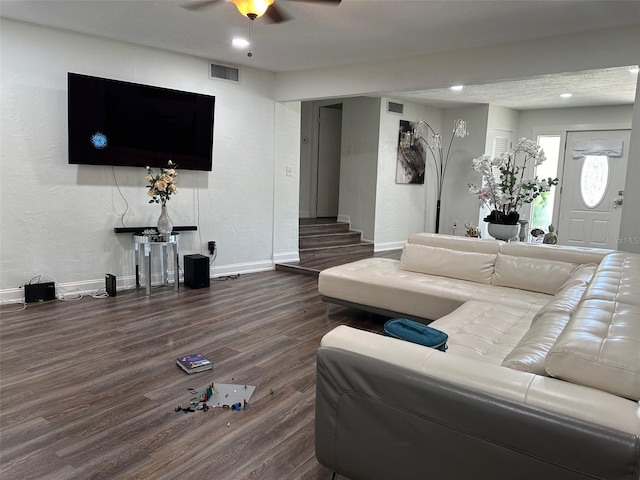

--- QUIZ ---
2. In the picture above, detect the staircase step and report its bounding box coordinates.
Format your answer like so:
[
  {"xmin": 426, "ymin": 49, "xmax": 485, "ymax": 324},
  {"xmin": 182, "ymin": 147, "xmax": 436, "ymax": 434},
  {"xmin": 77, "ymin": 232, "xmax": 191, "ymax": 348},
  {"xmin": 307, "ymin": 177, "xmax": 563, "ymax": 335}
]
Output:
[
  {"xmin": 299, "ymin": 221, "xmax": 350, "ymax": 236},
  {"xmin": 299, "ymin": 231, "xmax": 363, "ymax": 249},
  {"xmin": 276, "ymin": 248, "xmax": 403, "ymax": 278},
  {"xmin": 299, "ymin": 242, "xmax": 374, "ymax": 261},
  {"xmin": 274, "ymin": 263, "xmax": 321, "ymax": 277}
]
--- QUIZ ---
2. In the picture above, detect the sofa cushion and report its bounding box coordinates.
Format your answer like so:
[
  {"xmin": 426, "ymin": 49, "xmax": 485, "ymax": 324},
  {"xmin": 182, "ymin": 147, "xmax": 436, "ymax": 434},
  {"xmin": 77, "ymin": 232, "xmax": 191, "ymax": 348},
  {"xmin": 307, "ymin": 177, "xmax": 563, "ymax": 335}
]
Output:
[
  {"xmin": 557, "ymin": 262, "xmax": 598, "ymax": 290},
  {"xmin": 401, "ymin": 243, "xmax": 496, "ymax": 285},
  {"xmin": 408, "ymin": 233, "xmax": 502, "ymax": 254},
  {"xmin": 320, "ymin": 257, "xmax": 550, "ymax": 322},
  {"xmin": 498, "ymin": 242, "xmax": 610, "ymax": 265},
  {"xmin": 430, "ymin": 300, "xmax": 538, "ymax": 365},
  {"xmin": 501, "ymin": 311, "xmax": 571, "ymax": 375},
  {"xmin": 502, "ymin": 265, "xmax": 597, "ymax": 374},
  {"xmin": 545, "ymin": 299, "xmax": 640, "ymax": 401},
  {"xmin": 582, "ymin": 253, "xmax": 640, "ymax": 306},
  {"xmin": 492, "ymin": 253, "xmax": 578, "ymax": 295},
  {"xmin": 530, "ymin": 263, "xmax": 596, "ymax": 323}
]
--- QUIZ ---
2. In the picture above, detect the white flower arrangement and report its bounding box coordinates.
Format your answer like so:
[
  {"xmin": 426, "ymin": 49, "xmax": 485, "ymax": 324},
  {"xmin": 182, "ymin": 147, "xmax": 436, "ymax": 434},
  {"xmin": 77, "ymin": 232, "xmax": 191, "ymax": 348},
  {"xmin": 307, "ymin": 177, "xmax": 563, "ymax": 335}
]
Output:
[
  {"xmin": 468, "ymin": 138, "xmax": 558, "ymax": 225},
  {"xmin": 146, "ymin": 160, "xmax": 178, "ymax": 206}
]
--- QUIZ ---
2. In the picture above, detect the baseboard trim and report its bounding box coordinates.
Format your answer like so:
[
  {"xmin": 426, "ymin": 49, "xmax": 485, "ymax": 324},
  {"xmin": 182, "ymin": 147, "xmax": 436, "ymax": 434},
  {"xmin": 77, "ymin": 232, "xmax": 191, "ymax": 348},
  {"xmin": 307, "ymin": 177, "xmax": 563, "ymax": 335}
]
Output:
[
  {"xmin": 374, "ymin": 240, "xmax": 406, "ymax": 252},
  {"xmin": 211, "ymin": 260, "xmax": 274, "ymax": 278},
  {"xmin": 0, "ymin": 260, "xmax": 277, "ymax": 304},
  {"xmin": 273, "ymin": 251, "xmax": 300, "ymax": 264}
]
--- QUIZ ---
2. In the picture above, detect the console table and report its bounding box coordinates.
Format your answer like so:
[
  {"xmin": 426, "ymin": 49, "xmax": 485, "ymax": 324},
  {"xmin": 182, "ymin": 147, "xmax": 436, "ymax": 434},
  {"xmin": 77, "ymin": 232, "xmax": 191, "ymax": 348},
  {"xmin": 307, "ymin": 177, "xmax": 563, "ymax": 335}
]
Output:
[
  {"xmin": 133, "ymin": 233, "xmax": 179, "ymax": 296},
  {"xmin": 114, "ymin": 226, "xmax": 196, "ymax": 234}
]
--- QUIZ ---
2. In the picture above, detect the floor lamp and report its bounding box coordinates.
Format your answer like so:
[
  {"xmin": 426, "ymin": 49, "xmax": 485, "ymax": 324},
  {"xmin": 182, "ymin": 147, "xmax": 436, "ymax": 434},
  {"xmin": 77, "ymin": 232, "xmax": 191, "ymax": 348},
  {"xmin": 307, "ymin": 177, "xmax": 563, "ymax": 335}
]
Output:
[{"xmin": 410, "ymin": 118, "xmax": 468, "ymax": 233}]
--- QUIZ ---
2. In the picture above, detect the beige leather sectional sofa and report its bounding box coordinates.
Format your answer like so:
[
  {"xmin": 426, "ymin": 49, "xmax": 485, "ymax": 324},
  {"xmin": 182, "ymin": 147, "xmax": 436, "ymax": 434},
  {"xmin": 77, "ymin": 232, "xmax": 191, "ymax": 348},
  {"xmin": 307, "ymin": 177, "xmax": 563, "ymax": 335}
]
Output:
[{"xmin": 315, "ymin": 233, "xmax": 640, "ymax": 480}]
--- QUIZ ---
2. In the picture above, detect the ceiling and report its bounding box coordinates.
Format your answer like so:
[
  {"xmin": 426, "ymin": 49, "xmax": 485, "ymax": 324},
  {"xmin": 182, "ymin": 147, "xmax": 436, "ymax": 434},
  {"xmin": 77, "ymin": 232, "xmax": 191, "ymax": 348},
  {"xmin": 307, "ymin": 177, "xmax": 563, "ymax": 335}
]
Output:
[{"xmin": 1, "ymin": 0, "xmax": 639, "ymax": 110}]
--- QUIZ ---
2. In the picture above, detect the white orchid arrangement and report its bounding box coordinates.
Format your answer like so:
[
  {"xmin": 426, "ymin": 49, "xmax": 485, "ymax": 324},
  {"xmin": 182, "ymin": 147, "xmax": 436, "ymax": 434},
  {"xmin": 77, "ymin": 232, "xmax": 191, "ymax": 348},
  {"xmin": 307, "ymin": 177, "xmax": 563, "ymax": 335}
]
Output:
[
  {"xmin": 468, "ymin": 138, "xmax": 558, "ymax": 225},
  {"xmin": 146, "ymin": 160, "xmax": 178, "ymax": 206}
]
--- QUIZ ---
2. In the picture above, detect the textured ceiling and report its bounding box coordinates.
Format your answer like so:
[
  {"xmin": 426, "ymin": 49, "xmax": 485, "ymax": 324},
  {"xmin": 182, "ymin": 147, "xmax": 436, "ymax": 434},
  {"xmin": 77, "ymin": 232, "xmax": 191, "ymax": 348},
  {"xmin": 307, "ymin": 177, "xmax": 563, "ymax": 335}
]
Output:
[
  {"xmin": 389, "ymin": 66, "xmax": 640, "ymax": 110},
  {"xmin": 1, "ymin": 0, "xmax": 639, "ymax": 109}
]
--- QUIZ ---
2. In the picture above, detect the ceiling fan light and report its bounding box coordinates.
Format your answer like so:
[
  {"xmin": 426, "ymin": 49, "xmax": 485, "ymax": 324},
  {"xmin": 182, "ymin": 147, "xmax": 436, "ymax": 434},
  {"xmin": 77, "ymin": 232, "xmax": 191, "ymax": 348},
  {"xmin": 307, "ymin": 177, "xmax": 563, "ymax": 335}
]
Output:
[
  {"xmin": 232, "ymin": 37, "xmax": 250, "ymax": 48},
  {"xmin": 231, "ymin": 0, "xmax": 274, "ymax": 19}
]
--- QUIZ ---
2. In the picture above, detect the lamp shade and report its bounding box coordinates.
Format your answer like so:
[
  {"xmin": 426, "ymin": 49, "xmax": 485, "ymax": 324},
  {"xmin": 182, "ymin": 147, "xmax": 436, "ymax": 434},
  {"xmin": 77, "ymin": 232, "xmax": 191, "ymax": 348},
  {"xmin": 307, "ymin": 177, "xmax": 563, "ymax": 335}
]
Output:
[{"xmin": 231, "ymin": 0, "xmax": 274, "ymax": 18}]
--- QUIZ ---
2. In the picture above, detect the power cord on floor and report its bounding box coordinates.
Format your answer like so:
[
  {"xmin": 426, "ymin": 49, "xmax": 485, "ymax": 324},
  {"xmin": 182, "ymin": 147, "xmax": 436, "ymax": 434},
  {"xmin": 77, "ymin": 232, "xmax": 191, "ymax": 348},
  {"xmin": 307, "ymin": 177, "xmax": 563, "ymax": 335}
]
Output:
[
  {"xmin": 213, "ymin": 274, "xmax": 239, "ymax": 281},
  {"xmin": 0, "ymin": 299, "xmax": 27, "ymax": 312},
  {"xmin": 91, "ymin": 287, "xmax": 110, "ymax": 299},
  {"xmin": 207, "ymin": 245, "xmax": 237, "ymax": 280}
]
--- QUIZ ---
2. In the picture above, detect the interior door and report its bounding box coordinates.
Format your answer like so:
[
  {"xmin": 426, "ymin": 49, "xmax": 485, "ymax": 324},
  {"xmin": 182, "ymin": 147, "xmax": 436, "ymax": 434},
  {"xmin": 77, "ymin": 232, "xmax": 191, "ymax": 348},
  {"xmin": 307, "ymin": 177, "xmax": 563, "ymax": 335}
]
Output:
[
  {"xmin": 316, "ymin": 105, "xmax": 342, "ymax": 217},
  {"xmin": 557, "ymin": 130, "xmax": 629, "ymax": 249}
]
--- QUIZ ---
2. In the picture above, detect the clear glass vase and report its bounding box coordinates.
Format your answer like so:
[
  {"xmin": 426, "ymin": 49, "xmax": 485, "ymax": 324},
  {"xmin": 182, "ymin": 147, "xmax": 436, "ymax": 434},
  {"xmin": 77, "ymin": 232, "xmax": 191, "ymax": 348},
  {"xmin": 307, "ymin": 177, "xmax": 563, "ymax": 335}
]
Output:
[{"xmin": 157, "ymin": 204, "xmax": 173, "ymax": 235}]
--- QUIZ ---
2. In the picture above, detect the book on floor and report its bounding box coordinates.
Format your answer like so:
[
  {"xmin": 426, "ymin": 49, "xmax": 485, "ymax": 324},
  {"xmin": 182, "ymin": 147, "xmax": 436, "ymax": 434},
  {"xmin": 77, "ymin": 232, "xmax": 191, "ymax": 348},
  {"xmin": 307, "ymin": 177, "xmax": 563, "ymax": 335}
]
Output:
[{"xmin": 176, "ymin": 353, "xmax": 213, "ymax": 374}]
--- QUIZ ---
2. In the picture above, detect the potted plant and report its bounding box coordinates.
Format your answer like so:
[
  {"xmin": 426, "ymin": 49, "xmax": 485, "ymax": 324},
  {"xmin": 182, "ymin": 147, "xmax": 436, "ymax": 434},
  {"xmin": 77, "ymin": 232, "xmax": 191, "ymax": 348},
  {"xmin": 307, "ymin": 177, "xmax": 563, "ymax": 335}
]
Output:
[{"xmin": 468, "ymin": 138, "xmax": 558, "ymax": 240}]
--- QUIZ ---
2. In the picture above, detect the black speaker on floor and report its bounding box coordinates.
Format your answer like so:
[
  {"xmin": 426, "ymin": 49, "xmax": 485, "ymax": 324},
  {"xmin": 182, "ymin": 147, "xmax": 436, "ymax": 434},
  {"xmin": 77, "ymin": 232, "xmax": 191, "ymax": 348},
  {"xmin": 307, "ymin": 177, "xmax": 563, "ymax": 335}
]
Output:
[
  {"xmin": 24, "ymin": 282, "xmax": 56, "ymax": 303},
  {"xmin": 105, "ymin": 274, "xmax": 116, "ymax": 297},
  {"xmin": 184, "ymin": 254, "xmax": 210, "ymax": 289}
]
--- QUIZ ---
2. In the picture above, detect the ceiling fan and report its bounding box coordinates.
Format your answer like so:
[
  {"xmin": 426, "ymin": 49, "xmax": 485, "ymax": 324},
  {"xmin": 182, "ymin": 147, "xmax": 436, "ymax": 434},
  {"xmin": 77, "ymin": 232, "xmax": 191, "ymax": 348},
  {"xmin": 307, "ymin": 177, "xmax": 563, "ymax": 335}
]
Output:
[{"xmin": 182, "ymin": 0, "xmax": 341, "ymax": 23}]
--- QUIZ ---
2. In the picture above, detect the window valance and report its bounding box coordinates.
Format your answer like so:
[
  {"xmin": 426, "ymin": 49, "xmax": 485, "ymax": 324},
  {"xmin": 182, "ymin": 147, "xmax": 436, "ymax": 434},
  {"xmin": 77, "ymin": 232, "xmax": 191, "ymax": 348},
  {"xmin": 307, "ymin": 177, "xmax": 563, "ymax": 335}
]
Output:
[{"xmin": 572, "ymin": 139, "xmax": 623, "ymax": 158}]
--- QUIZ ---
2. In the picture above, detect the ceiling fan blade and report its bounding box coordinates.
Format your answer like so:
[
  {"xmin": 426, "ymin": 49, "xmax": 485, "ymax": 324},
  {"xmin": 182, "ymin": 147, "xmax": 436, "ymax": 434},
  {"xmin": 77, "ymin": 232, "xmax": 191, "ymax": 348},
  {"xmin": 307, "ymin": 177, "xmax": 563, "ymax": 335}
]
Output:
[
  {"xmin": 180, "ymin": 0, "xmax": 221, "ymax": 11},
  {"xmin": 265, "ymin": 3, "xmax": 291, "ymax": 23}
]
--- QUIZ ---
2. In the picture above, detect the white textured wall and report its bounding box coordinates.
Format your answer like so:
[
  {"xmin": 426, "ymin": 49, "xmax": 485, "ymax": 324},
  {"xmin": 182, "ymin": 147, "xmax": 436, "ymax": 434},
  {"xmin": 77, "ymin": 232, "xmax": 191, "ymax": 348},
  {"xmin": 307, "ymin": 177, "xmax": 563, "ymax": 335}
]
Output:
[
  {"xmin": 273, "ymin": 101, "xmax": 301, "ymax": 262},
  {"xmin": 438, "ymin": 105, "xmax": 489, "ymax": 236},
  {"xmin": 339, "ymin": 97, "xmax": 381, "ymax": 241},
  {"xmin": 0, "ymin": 19, "xmax": 297, "ymax": 299},
  {"xmin": 374, "ymin": 100, "xmax": 442, "ymax": 247},
  {"xmin": 298, "ymin": 103, "xmax": 314, "ymax": 218},
  {"xmin": 620, "ymin": 80, "xmax": 640, "ymax": 254}
]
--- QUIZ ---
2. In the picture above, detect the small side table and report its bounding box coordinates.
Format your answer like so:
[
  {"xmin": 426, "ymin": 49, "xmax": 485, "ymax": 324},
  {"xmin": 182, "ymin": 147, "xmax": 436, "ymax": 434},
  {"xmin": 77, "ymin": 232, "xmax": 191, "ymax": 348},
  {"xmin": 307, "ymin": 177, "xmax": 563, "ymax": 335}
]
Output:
[{"xmin": 133, "ymin": 233, "xmax": 179, "ymax": 296}]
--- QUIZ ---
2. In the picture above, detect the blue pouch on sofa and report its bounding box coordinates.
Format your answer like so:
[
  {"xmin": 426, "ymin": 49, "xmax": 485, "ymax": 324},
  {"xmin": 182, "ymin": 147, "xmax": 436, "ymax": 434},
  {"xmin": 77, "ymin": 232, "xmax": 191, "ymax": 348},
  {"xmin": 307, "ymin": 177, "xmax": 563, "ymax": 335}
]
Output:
[{"xmin": 383, "ymin": 318, "xmax": 448, "ymax": 351}]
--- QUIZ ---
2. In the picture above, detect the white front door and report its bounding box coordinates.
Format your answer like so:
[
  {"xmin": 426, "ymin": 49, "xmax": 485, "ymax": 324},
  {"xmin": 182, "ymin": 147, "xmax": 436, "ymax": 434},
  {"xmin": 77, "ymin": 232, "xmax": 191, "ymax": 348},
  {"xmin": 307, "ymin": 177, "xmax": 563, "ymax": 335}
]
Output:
[{"xmin": 557, "ymin": 130, "xmax": 629, "ymax": 249}]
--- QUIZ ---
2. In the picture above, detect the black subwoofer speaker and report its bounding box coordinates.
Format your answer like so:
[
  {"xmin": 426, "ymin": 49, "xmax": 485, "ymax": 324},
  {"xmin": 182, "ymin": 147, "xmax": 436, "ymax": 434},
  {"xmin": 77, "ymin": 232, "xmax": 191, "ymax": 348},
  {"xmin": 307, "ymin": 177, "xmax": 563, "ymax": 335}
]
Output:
[
  {"xmin": 184, "ymin": 254, "xmax": 210, "ymax": 289},
  {"xmin": 24, "ymin": 282, "xmax": 56, "ymax": 303}
]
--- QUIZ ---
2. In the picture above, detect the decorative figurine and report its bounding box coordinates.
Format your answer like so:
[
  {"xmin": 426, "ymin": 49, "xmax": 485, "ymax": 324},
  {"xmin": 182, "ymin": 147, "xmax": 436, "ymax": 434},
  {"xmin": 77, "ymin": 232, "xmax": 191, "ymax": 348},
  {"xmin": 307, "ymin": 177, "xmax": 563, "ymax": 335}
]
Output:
[
  {"xmin": 530, "ymin": 228, "xmax": 545, "ymax": 242},
  {"xmin": 464, "ymin": 222, "xmax": 481, "ymax": 238},
  {"xmin": 543, "ymin": 225, "xmax": 558, "ymax": 245}
]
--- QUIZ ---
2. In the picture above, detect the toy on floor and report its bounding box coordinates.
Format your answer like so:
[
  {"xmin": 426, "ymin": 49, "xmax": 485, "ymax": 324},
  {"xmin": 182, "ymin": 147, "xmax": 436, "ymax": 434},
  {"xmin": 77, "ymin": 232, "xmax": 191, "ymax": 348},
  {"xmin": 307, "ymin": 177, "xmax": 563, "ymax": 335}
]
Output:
[{"xmin": 175, "ymin": 382, "xmax": 256, "ymax": 413}]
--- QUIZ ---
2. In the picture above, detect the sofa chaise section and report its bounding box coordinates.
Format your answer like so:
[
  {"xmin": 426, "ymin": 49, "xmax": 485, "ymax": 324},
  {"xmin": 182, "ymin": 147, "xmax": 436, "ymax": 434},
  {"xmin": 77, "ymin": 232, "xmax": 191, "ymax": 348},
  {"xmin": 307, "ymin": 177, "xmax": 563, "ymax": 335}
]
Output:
[{"xmin": 316, "ymin": 327, "xmax": 640, "ymax": 480}]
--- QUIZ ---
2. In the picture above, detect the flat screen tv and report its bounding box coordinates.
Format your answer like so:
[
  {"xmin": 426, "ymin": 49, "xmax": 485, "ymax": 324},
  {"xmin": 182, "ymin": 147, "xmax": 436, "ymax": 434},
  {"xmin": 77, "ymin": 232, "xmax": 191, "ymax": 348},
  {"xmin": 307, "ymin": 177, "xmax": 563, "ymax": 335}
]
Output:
[{"xmin": 68, "ymin": 73, "xmax": 215, "ymax": 171}]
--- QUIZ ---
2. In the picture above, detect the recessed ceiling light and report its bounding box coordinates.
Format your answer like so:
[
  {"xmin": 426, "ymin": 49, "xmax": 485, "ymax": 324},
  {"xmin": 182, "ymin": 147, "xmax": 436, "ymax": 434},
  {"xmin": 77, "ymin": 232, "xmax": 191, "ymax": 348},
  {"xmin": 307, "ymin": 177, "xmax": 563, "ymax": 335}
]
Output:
[
  {"xmin": 629, "ymin": 66, "xmax": 639, "ymax": 75},
  {"xmin": 450, "ymin": 85, "xmax": 464, "ymax": 91},
  {"xmin": 232, "ymin": 38, "xmax": 250, "ymax": 49},
  {"xmin": 560, "ymin": 93, "xmax": 573, "ymax": 98}
]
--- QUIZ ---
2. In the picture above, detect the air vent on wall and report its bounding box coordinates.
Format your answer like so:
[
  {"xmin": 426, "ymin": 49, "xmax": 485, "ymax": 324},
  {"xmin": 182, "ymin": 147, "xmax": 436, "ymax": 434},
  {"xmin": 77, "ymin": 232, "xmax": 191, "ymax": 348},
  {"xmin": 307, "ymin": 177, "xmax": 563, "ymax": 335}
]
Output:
[
  {"xmin": 210, "ymin": 63, "xmax": 239, "ymax": 82},
  {"xmin": 387, "ymin": 101, "xmax": 404, "ymax": 114}
]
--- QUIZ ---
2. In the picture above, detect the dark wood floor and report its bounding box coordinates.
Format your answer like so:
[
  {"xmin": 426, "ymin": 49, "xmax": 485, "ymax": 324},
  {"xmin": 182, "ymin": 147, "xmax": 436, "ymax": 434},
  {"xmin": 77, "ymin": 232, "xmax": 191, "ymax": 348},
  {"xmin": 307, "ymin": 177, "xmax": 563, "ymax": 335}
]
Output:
[{"xmin": 0, "ymin": 269, "xmax": 394, "ymax": 479}]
